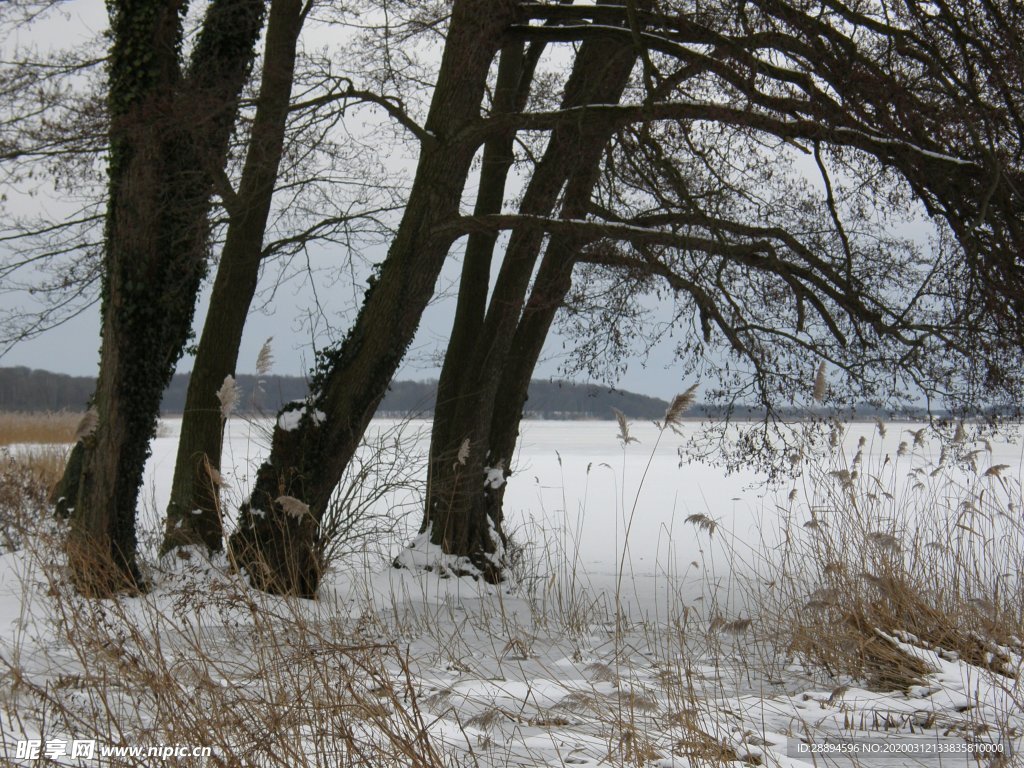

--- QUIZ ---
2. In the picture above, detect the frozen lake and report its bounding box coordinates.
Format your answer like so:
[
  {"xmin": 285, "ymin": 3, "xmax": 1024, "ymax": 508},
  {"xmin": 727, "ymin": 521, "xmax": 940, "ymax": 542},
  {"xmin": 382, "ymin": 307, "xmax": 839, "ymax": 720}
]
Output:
[{"xmin": 137, "ymin": 417, "xmax": 1022, "ymax": 610}]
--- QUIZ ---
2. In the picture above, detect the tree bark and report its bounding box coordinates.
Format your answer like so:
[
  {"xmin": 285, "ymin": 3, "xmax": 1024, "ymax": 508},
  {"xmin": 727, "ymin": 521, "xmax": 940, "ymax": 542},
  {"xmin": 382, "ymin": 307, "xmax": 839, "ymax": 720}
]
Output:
[
  {"xmin": 51, "ymin": 440, "xmax": 84, "ymax": 518},
  {"xmin": 228, "ymin": 0, "xmax": 521, "ymax": 596},
  {"xmin": 425, "ymin": 41, "xmax": 537, "ymax": 579},
  {"xmin": 163, "ymin": 0, "xmax": 304, "ymax": 556},
  {"xmin": 484, "ymin": 229, "xmax": 593, "ymax": 519},
  {"xmin": 421, "ymin": 26, "xmax": 637, "ymax": 580},
  {"xmin": 64, "ymin": 0, "xmax": 266, "ymax": 595}
]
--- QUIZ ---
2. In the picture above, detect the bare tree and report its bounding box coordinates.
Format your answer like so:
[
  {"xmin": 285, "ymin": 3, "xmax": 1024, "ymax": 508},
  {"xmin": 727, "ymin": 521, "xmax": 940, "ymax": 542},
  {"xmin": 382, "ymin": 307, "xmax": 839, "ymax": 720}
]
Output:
[
  {"xmin": 422, "ymin": 10, "xmax": 640, "ymax": 579},
  {"xmin": 17, "ymin": 0, "xmax": 1012, "ymax": 594},
  {"xmin": 162, "ymin": 1, "xmax": 432, "ymax": 556},
  {"xmin": 227, "ymin": 0, "xmax": 522, "ymax": 596},
  {"xmin": 223, "ymin": 0, "xmax": 1023, "ymax": 594},
  {"xmin": 3, "ymin": 0, "xmax": 412, "ymax": 572},
  {"xmin": 0, "ymin": 5, "xmax": 108, "ymax": 352}
]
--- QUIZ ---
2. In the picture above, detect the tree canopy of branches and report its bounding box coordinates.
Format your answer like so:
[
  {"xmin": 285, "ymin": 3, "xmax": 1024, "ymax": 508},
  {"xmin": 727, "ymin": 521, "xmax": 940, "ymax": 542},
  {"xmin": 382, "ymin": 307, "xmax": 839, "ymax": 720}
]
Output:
[{"xmin": 0, "ymin": 4, "xmax": 108, "ymax": 351}]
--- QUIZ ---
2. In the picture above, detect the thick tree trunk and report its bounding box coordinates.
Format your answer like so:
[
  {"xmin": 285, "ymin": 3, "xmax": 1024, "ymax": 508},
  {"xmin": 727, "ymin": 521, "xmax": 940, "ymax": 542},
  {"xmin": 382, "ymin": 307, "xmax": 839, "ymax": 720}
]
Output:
[
  {"xmin": 483, "ymin": 232, "xmax": 589, "ymax": 518},
  {"xmin": 69, "ymin": 305, "xmax": 177, "ymax": 593},
  {"xmin": 228, "ymin": 0, "xmax": 521, "ymax": 596},
  {"xmin": 63, "ymin": 0, "xmax": 266, "ymax": 595},
  {"xmin": 163, "ymin": 0, "xmax": 303, "ymax": 555},
  {"xmin": 421, "ymin": 30, "xmax": 637, "ymax": 579},
  {"xmin": 225, "ymin": 402, "xmax": 325, "ymax": 596},
  {"xmin": 425, "ymin": 42, "xmax": 535, "ymax": 579}
]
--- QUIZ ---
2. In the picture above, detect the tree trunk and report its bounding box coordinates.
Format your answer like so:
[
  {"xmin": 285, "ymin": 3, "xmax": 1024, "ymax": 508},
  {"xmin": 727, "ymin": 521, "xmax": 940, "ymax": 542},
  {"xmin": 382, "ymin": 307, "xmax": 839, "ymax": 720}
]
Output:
[
  {"xmin": 420, "ymin": 29, "xmax": 637, "ymax": 579},
  {"xmin": 225, "ymin": 402, "xmax": 325, "ymax": 596},
  {"xmin": 163, "ymin": 0, "xmax": 303, "ymax": 555},
  {"xmin": 425, "ymin": 42, "xmax": 536, "ymax": 579},
  {"xmin": 228, "ymin": 0, "xmax": 521, "ymax": 596},
  {"xmin": 484, "ymin": 231, "xmax": 590, "ymax": 519},
  {"xmin": 63, "ymin": 0, "xmax": 266, "ymax": 595},
  {"xmin": 51, "ymin": 440, "xmax": 84, "ymax": 518}
]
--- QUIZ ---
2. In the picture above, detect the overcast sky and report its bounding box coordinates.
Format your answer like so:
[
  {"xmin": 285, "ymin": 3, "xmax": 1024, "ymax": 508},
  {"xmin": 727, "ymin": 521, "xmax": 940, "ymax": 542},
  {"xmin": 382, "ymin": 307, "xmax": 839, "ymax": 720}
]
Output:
[
  {"xmin": 0, "ymin": 0, "xmax": 700, "ymax": 402},
  {"xmin": 0, "ymin": 241, "xmax": 689, "ymax": 401}
]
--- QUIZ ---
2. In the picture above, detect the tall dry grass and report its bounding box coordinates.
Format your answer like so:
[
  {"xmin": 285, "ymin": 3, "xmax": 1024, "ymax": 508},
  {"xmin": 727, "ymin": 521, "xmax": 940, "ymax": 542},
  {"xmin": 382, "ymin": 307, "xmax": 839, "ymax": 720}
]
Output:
[
  {"xmin": 749, "ymin": 421, "xmax": 1024, "ymax": 694},
  {"xmin": 0, "ymin": 412, "xmax": 76, "ymax": 508},
  {"xmin": 0, "ymin": 446, "xmax": 66, "ymax": 554},
  {"xmin": 0, "ymin": 411, "xmax": 82, "ymax": 446},
  {"xmin": 0, "ymin": 397, "xmax": 742, "ymax": 768},
  {"xmin": 0, "ymin": 507, "xmax": 743, "ymax": 768},
  {"xmin": 0, "ymin": 497, "xmax": 459, "ymax": 766},
  {"xmin": 4, "ymin": 405, "xmax": 1018, "ymax": 766}
]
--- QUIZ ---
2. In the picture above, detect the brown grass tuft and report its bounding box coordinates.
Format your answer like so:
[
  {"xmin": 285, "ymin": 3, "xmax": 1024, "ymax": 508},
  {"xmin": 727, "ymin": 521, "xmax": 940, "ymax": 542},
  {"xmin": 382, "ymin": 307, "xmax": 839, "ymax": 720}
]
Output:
[
  {"xmin": 755, "ymin": 424, "xmax": 1024, "ymax": 694},
  {"xmin": 685, "ymin": 513, "xmax": 718, "ymax": 535},
  {"xmin": 1, "ymin": 444, "xmax": 67, "ymax": 502},
  {"xmin": 455, "ymin": 436, "xmax": 470, "ymax": 466},
  {"xmin": 812, "ymin": 361, "xmax": 827, "ymax": 402},
  {"xmin": 216, "ymin": 375, "xmax": 240, "ymax": 418},
  {"xmin": 0, "ymin": 446, "xmax": 67, "ymax": 551},
  {"xmin": 664, "ymin": 383, "xmax": 699, "ymax": 426},
  {"xmin": 73, "ymin": 408, "xmax": 98, "ymax": 443},
  {"xmin": 255, "ymin": 337, "xmax": 274, "ymax": 376},
  {"xmin": 613, "ymin": 408, "xmax": 639, "ymax": 445},
  {"xmin": 276, "ymin": 495, "xmax": 311, "ymax": 520}
]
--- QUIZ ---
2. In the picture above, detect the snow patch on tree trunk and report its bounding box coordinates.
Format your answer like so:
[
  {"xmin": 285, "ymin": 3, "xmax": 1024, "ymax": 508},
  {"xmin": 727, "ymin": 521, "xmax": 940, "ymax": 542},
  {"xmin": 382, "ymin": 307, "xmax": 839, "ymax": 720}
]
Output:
[
  {"xmin": 484, "ymin": 466, "xmax": 506, "ymax": 489},
  {"xmin": 277, "ymin": 403, "xmax": 326, "ymax": 431}
]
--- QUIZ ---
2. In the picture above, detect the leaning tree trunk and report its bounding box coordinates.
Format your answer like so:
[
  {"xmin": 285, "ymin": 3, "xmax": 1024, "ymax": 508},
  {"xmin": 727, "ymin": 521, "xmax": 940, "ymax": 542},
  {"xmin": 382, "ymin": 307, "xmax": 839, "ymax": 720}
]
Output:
[
  {"xmin": 483, "ymin": 232, "xmax": 589, "ymax": 522},
  {"xmin": 163, "ymin": 0, "xmax": 303, "ymax": 556},
  {"xmin": 424, "ymin": 41, "xmax": 536, "ymax": 581},
  {"xmin": 64, "ymin": 0, "xmax": 266, "ymax": 595},
  {"xmin": 228, "ymin": 0, "xmax": 521, "ymax": 597},
  {"xmin": 421, "ymin": 28, "xmax": 637, "ymax": 580}
]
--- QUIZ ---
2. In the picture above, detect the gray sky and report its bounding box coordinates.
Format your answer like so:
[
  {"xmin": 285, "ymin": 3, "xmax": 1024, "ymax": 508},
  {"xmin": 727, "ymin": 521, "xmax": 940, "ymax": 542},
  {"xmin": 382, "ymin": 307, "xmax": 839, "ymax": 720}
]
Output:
[
  {"xmin": 0, "ymin": 0, "xmax": 691, "ymax": 401},
  {"xmin": 0, "ymin": 241, "xmax": 687, "ymax": 401}
]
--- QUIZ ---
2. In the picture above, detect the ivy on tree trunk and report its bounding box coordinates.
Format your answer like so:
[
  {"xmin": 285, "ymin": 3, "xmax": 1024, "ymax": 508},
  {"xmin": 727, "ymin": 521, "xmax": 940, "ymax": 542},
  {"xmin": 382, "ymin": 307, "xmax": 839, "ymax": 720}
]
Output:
[{"xmin": 63, "ymin": 0, "xmax": 267, "ymax": 595}]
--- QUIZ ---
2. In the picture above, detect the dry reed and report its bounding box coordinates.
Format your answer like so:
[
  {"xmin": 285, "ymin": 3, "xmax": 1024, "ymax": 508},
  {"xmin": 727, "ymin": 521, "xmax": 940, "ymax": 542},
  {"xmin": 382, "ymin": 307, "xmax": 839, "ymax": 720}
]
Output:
[
  {"xmin": 0, "ymin": 411, "xmax": 82, "ymax": 446},
  {"xmin": 750, "ymin": 420, "xmax": 1024, "ymax": 692}
]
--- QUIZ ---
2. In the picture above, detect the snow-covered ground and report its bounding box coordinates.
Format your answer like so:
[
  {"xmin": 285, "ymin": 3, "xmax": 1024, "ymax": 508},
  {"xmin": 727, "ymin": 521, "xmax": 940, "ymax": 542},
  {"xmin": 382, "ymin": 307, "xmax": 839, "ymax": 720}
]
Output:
[{"xmin": 0, "ymin": 418, "xmax": 1021, "ymax": 766}]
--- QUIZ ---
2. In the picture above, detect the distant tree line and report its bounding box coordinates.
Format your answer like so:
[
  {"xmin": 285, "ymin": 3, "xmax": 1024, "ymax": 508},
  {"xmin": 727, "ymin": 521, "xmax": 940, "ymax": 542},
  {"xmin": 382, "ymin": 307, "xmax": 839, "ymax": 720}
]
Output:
[
  {"xmin": 0, "ymin": 366, "xmax": 950, "ymax": 422},
  {"xmin": 0, "ymin": 366, "xmax": 673, "ymax": 419},
  {"xmin": 0, "ymin": 368, "xmax": 97, "ymax": 414}
]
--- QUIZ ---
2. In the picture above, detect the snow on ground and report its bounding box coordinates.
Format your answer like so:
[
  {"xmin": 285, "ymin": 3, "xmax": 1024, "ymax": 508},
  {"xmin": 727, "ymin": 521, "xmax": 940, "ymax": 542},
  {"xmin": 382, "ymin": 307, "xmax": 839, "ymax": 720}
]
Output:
[{"xmin": 0, "ymin": 419, "xmax": 1021, "ymax": 766}]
